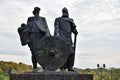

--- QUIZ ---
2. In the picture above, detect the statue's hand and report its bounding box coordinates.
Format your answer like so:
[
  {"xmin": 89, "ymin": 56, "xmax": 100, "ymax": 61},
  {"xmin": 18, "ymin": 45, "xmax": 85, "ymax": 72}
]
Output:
[
  {"xmin": 46, "ymin": 33, "xmax": 51, "ymax": 37},
  {"xmin": 73, "ymin": 29, "xmax": 78, "ymax": 35},
  {"xmin": 41, "ymin": 28, "xmax": 46, "ymax": 33},
  {"xmin": 55, "ymin": 33, "xmax": 60, "ymax": 37}
]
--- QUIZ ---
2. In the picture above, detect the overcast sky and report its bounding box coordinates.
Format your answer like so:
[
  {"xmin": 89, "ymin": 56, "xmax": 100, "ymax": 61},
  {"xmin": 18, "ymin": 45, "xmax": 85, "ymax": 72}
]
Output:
[{"xmin": 0, "ymin": 0, "xmax": 120, "ymax": 69}]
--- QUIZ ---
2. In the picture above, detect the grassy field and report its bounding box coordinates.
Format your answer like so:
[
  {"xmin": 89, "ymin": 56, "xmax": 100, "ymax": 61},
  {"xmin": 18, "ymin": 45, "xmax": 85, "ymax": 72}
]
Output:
[{"xmin": 0, "ymin": 73, "xmax": 9, "ymax": 80}]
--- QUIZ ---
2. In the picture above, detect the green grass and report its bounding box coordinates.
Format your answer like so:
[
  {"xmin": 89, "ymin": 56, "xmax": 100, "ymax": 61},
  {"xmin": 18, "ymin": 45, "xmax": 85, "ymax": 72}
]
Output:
[{"xmin": 0, "ymin": 73, "xmax": 9, "ymax": 80}]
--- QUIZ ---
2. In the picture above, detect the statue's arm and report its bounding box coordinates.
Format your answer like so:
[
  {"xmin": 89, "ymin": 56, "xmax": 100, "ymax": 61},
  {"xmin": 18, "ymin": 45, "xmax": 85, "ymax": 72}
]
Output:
[
  {"xmin": 43, "ymin": 18, "xmax": 51, "ymax": 36},
  {"xmin": 71, "ymin": 19, "xmax": 78, "ymax": 35},
  {"xmin": 54, "ymin": 18, "xmax": 60, "ymax": 36}
]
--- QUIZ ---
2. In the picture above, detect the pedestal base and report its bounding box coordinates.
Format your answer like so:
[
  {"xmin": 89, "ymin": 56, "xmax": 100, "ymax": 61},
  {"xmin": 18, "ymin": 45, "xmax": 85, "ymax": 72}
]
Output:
[{"xmin": 10, "ymin": 72, "xmax": 93, "ymax": 80}]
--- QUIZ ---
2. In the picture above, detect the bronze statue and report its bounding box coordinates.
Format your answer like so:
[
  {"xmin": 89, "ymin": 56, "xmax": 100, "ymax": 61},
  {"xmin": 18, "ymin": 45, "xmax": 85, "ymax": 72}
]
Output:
[
  {"xmin": 18, "ymin": 7, "xmax": 78, "ymax": 72},
  {"xmin": 54, "ymin": 7, "xmax": 78, "ymax": 71},
  {"xmin": 18, "ymin": 7, "xmax": 51, "ymax": 72}
]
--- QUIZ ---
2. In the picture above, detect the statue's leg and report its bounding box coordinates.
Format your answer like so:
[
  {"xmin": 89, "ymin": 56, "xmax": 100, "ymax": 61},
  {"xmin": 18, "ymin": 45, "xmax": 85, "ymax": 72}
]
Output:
[
  {"xmin": 60, "ymin": 57, "xmax": 69, "ymax": 71},
  {"xmin": 68, "ymin": 53, "xmax": 75, "ymax": 71},
  {"xmin": 32, "ymin": 54, "xmax": 37, "ymax": 69},
  {"xmin": 31, "ymin": 51, "xmax": 38, "ymax": 72}
]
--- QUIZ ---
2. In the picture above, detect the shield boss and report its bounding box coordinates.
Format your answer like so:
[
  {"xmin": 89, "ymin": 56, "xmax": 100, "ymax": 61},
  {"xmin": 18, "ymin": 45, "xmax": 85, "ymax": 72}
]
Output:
[{"xmin": 35, "ymin": 36, "xmax": 70, "ymax": 71}]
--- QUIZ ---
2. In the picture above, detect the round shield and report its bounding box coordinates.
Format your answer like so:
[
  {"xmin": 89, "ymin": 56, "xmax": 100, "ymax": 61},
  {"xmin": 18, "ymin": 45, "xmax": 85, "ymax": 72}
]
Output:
[{"xmin": 35, "ymin": 36, "xmax": 70, "ymax": 71}]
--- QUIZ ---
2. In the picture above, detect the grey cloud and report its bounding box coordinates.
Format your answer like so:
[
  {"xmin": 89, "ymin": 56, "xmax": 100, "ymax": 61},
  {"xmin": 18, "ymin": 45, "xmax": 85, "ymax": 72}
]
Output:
[
  {"xmin": 0, "ymin": 48, "xmax": 29, "ymax": 56},
  {"xmin": 79, "ymin": 39, "xmax": 120, "ymax": 48},
  {"xmin": 0, "ymin": 32, "xmax": 17, "ymax": 39},
  {"xmin": 72, "ymin": 0, "xmax": 120, "ymax": 24}
]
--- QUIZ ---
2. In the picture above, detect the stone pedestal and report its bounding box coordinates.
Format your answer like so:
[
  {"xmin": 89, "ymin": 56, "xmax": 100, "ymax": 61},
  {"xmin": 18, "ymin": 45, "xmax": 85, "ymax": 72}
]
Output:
[{"xmin": 10, "ymin": 72, "xmax": 93, "ymax": 80}]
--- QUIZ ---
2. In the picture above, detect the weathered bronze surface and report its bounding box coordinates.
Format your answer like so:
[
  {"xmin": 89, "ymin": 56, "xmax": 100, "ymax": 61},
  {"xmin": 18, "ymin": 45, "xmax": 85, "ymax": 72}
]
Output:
[
  {"xmin": 54, "ymin": 7, "xmax": 78, "ymax": 71},
  {"xmin": 18, "ymin": 7, "xmax": 78, "ymax": 72},
  {"xmin": 35, "ymin": 36, "xmax": 70, "ymax": 71}
]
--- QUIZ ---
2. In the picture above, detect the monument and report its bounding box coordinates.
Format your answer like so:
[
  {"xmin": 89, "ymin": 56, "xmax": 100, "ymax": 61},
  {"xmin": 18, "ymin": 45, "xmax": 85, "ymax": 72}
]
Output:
[{"xmin": 11, "ymin": 7, "xmax": 93, "ymax": 80}]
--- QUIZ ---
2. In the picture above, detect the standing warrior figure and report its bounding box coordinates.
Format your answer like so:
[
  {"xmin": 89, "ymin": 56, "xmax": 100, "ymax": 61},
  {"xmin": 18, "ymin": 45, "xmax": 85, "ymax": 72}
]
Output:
[
  {"xmin": 27, "ymin": 7, "xmax": 51, "ymax": 72},
  {"xmin": 54, "ymin": 7, "xmax": 78, "ymax": 71},
  {"xmin": 18, "ymin": 7, "xmax": 51, "ymax": 72}
]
